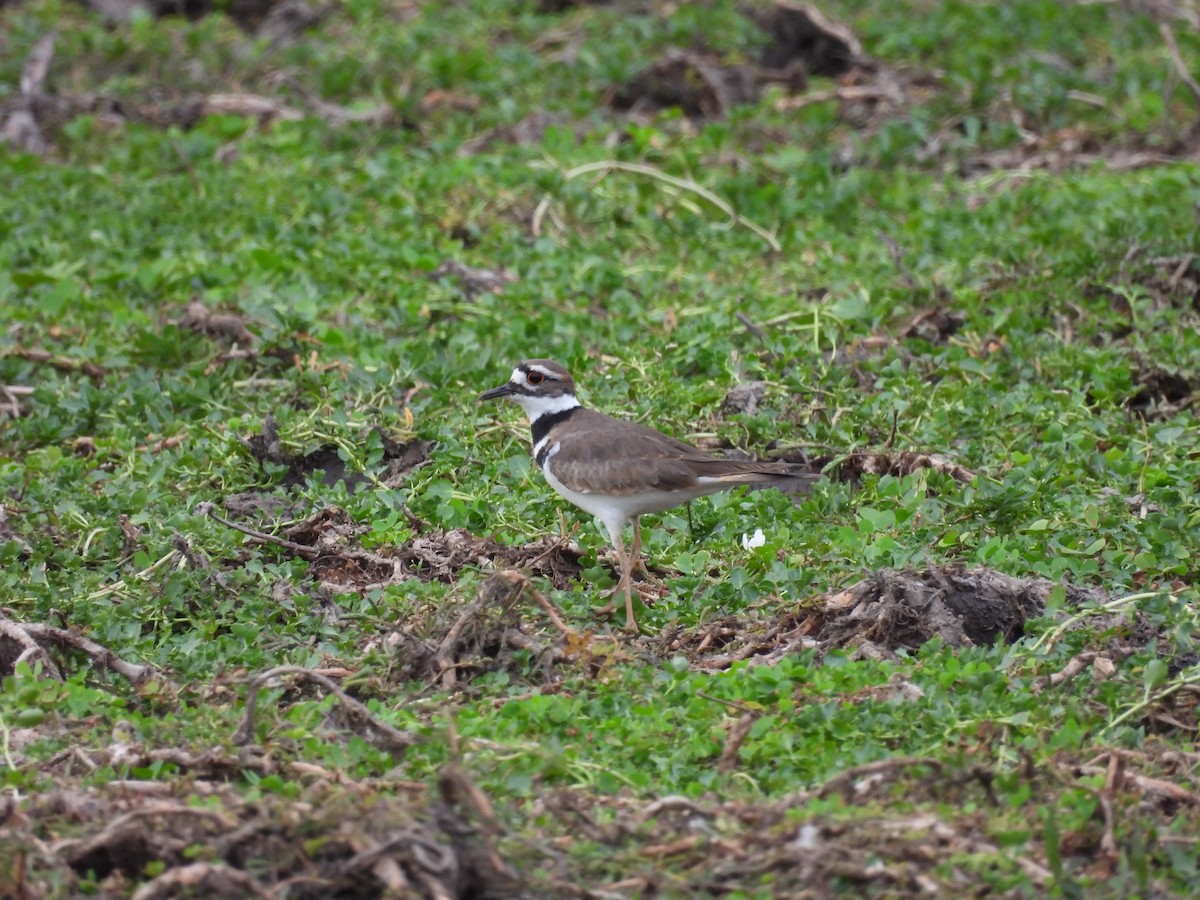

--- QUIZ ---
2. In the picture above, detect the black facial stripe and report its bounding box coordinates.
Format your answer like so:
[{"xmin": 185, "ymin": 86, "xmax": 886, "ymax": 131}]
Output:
[{"xmin": 530, "ymin": 407, "xmax": 579, "ymax": 452}]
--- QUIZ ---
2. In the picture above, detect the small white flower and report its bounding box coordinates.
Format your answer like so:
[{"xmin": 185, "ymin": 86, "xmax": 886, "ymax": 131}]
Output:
[{"xmin": 741, "ymin": 528, "xmax": 766, "ymax": 551}]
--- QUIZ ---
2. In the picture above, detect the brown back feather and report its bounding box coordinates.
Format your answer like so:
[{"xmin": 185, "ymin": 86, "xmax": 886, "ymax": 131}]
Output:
[{"xmin": 544, "ymin": 408, "xmax": 811, "ymax": 495}]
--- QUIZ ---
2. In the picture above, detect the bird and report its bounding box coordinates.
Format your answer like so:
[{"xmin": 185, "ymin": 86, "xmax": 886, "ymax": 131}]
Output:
[{"xmin": 479, "ymin": 359, "xmax": 817, "ymax": 632}]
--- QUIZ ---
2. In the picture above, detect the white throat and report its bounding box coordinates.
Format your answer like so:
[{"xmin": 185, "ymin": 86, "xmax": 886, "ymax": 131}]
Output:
[{"xmin": 515, "ymin": 392, "xmax": 580, "ymax": 423}]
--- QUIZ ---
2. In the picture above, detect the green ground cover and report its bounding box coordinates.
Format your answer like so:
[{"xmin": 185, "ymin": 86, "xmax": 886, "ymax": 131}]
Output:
[{"xmin": 1, "ymin": 0, "xmax": 1199, "ymax": 895}]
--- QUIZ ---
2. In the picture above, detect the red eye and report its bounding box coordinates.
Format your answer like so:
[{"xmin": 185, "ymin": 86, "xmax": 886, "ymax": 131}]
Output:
[{"xmin": 527, "ymin": 372, "xmax": 545, "ymax": 385}]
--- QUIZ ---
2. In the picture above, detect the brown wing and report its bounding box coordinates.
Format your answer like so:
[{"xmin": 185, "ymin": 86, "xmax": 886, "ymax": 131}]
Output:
[{"xmin": 545, "ymin": 409, "xmax": 810, "ymax": 495}]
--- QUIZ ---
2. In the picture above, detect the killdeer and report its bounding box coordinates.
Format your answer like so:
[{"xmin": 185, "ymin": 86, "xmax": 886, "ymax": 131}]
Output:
[{"xmin": 479, "ymin": 359, "xmax": 816, "ymax": 632}]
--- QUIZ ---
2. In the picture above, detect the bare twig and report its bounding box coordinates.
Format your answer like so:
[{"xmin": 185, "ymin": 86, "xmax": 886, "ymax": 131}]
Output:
[
  {"xmin": 734, "ymin": 311, "xmax": 768, "ymax": 343},
  {"xmin": 335, "ymin": 823, "xmax": 453, "ymax": 878},
  {"xmin": 1, "ymin": 33, "xmax": 56, "ymax": 155},
  {"xmin": 19, "ymin": 621, "xmax": 170, "ymax": 689},
  {"xmin": 1159, "ymin": 21, "xmax": 1200, "ymax": 109},
  {"xmin": 203, "ymin": 503, "xmax": 319, "ymax": 559},
  {"xmin": 774, "ymin": 84, "xmax": 899, "ymax": 112},
  {"xmin": 57, "ymin": 803, "xmax": 237, "ymax": 861},
  {"xmin": 526, "ymin": 585, "xmax": 576, "ymax": 637},
  {"xmin": 776, "ymin": 756, "xmax": 943, "ymax": 809},
  {"xmin": 718, "ymin": 711, "xmax": 759, "ymax": 773},
  {"xmin": 435, "ymin": 594, "xmax": 489, "ymax": 690},
  {"xmin": 234, "ymin": 665, "xmax": 417, "ymax": 753},
  {"xmin": 0, "ymin": 616, "xmax": 62, "ymax": 680},
  {"xmin": 0, "ymin": 384, "xmax": 33, "ymax": 418},
  {"xmin": 131, "ymin": 862, "xmax": 276, "ymax": 900},
  {"xmin": 281, "ymin": 76, "xmax": 394, "ymax": 127},
  {"xmin": 203, "ymin": 504, "xmax": 406, "ymax": 586},
  {"xmin": 2, "ymin": 346, "xmax": 106, "ymax": 380}
]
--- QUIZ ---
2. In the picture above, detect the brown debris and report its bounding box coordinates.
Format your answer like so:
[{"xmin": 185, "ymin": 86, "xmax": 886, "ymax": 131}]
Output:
[
  {"xmin": 743, "ymin": 0, "xmax": 870, "ymax": 78},
  {"xmin": 721, "ymin": 381, "xmax": 769, "ymax": 416},
  {"xmin": 607, "ymin": 3, "xmax": 882, "ymax": 120},
  {"xmin": 821, "ymin": 303, "xmax": 979, "ymax": 386},
  {"xmin": 2, "ymin": 346, "xmax": 107, "ymax": 380},
  {"xmin": 536, "ymin": 778, "xmax": 1058, "ymax": 896},
  {"xmin": 384, "ymin": 570, "xmax": 571, "ymax": 689},
  {"xmin": 1145, "ymin": 253, "xmax": 1200, "ymax": 311},
  {"xmin": 4, "ymin": 771, "xmax": 522, "ymax": 898},
  {"xmin": 0, "ymin": 612, "xmax": 175, "ymax": 690},
  {"xmin": 1, "ymin": 33, "xmax": 56, "ymax": 156},
  {"xmin": 834, "ymin": 451, "xmax": 977, "ymax": 484},
  {"xmin": 234, "ymin": 664, "xmax": 417, "ymax": 752},
  {"xmin": 1127, "ymin": 365, "xmax": 1196, "ymax": 419},
  {"xmin": 0, "ymin": 505, "xmax": 34, "ymax": 560},
  {"xmin": 718, "ymin": 711, "xmax": 760, "ymax": 773},
  {"xmin": 205, "ymin": 500, "xmax": 584, "ymax": 597},
  {"xmin": 538, "ymin": 0, "xmax": 611, "ymax": 11},
  {"xmin": 608, "ymin": 50, "xmax": 766, "ymax": 120},
  {"xmin": 239, "ymin": 416, "xmax": 432, "ymax": 490},
  {"xmin": 457, "ymin": 110, "xmax": 559, "ymax": 155},
  {"xmin": 320, "ymin": 523, "xmax": 583, "ymax": 593},
  {"xmin": 257, "ymin": 0, "xmax": 335, "ymax": 47},
  {"xmin": 429, "ymin": 260, "xmax": 518, "ymax": 299},
  {"xmin": 0, "ymin": 615, "xmax": 62, "ymax": 681},
  {"xmin": 0, "ymin": 50, "xmax": 389, "ymax": 155},
  {"xmin": 0, "ymin": 383, "xmax": 32, "ymax": 419},
  {"xmin": 221, "ymin": 491, "xmax": 301, "ymax": 521},
  {"xmin": 814, "ymin": 567, "xmax": 1057, "ymax": 656},
  {"xmin": 177, "ymin": 299, "xmax": 257, "ymax": 348},
  {"xmin": 896, "ymin": 306, "xmax": 964, "ymax": 343},
  {"xmin": 130, "ymin": 862, "xmax": 276, "ymax": 900},
  {"xmin": 8, "ymin": 742, "xmax": 1194, "ymax": 898},
  {"xmin": 960, "ymin": 125, "xmax": 1199, "ymax": 176},
  {"xmin": 673, "ymin": 565, "xmax": 1108, "ymax": 670},
  {"xmin": 81, "ymin": 0, "xmax": 328, "ymax": 33}
]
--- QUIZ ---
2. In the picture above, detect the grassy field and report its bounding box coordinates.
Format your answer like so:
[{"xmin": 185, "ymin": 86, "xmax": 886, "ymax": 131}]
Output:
[{"xmin": 2, "ymin": 0, "xmax": 1199, "ymax": 896}]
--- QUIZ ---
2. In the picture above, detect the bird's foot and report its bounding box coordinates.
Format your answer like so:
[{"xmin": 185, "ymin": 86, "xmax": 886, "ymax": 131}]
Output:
[{"xmin": 593, "ymin": 582, "xmax": 660, "ymax": 633}]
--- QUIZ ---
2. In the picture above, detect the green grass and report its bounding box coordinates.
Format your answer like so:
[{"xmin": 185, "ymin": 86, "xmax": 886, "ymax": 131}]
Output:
[{"xmin": 2, "ymin": 0, "xmax": 1200, "ymax": 895}]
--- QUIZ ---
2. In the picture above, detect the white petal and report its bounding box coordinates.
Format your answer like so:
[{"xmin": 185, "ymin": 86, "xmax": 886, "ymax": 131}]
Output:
[{"xmin": 741, "ymin": 528, "xmax": 766, "ymax": 550}]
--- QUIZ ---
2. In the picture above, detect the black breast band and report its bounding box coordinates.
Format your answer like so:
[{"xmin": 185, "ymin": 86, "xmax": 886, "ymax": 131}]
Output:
[{"xmin": 531, "ymin": 407, "xmax": 579, "ymax": 465}]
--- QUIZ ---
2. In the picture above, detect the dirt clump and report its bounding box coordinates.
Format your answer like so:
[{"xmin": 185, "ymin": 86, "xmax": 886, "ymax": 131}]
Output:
[{"xmin": 669, "ymin": 565, "xmax": 1107, "ymax": 670}]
